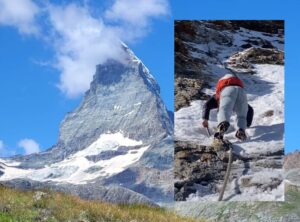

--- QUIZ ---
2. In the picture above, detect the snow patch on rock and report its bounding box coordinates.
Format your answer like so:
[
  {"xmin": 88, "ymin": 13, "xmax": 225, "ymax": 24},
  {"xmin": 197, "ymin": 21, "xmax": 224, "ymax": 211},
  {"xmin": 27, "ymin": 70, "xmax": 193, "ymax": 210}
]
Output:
[{"xmin": 0, "ymin": 133, "xmax": 149, "ymax": 184}]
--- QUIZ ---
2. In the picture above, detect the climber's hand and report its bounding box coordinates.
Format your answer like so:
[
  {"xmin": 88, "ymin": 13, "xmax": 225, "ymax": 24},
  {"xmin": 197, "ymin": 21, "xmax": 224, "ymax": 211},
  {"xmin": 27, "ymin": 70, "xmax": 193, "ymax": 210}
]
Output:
[{"xmin": 202, "ymin": 119, "xmax": 209, "ymax": 128}]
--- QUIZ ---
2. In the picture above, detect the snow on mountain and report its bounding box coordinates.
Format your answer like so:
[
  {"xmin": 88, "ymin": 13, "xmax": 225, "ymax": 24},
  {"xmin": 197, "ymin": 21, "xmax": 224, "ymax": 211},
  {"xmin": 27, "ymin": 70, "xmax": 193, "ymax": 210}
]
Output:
[
  {"xmin": 0, "ymin": 44, "xmax": 173, "ymax": 204},
  {"xmin": 0, "ymin": 132, "xmax": 149, "ymax": 184},
  {"xmin": 174, "ymin": 21, "xmax": 284, "ymax": 201}
]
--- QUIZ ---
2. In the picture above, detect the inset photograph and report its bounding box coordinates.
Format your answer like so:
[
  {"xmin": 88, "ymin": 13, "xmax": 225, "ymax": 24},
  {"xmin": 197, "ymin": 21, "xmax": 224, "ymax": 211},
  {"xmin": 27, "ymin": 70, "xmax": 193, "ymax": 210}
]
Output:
[{"xmin": 174, "ymin": 20, "xmax": 284, "ymax": 201}]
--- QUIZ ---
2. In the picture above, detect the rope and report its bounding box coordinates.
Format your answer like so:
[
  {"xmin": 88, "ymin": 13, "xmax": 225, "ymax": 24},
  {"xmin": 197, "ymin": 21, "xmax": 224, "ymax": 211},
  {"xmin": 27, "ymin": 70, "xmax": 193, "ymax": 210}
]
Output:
[{"xmin": 218, "ymin": 146, "xmax": 233, "ymax": 201}]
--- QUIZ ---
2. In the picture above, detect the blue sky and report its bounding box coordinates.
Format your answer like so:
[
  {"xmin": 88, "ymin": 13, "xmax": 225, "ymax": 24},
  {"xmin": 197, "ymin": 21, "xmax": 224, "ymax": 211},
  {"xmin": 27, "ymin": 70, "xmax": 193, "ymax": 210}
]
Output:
[{"xmin": 0, "ymin": 0, "xmax": 299, "ymax": 156}]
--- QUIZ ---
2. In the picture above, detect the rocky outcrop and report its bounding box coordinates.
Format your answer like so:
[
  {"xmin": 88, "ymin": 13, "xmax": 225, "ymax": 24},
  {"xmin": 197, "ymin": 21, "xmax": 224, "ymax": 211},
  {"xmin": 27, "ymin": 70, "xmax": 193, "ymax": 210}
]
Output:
[
  {"xmin": 208, "ymin": 20, "xmax": 284, "ymax": 34},
  {"xmin": 226, "ymin": 47, "xmax": 284, "ymax": 73},
  {"xmin": 231, "ymin": 20, "xmax": 284, "ymax": 34},
  {"xmin": 174, "ymin": 140, "xmax": 283, "ymax": 201},
  {"xmin": 284, "ymin": 151, "xmax": 300, "ymax": 170},
  {"xmin": 284, "ymin": 152, "xmax": 300, "ymax": 196},
  {"xmin": 174, "ymin": 141, "xmax": 231, "ymax": 201},
  {"xmin": 173, "ymin": 164, "xmax": 300, "ymax": 222},
  {"xmin": 174, "ymin": 78, "xmax": 209, "ymax": 111},
  {"xmin": 174, "ymin": 21, "xmax": 214, "ymax": 111}
]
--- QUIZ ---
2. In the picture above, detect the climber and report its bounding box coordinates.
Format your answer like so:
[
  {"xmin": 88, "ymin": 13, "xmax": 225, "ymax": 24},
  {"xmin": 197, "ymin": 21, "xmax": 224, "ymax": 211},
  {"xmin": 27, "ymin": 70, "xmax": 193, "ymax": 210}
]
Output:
[{"xmin": 202, "ymin": 74, "xmax": 253, "ymax": 141}]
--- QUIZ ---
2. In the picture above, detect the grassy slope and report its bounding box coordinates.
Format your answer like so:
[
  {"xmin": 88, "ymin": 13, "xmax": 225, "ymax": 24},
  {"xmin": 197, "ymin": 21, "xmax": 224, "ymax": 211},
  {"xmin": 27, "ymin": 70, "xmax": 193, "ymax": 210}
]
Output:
[{"xmin": 0, "ymin": 185, "xmax": 203, "ymax": 222}]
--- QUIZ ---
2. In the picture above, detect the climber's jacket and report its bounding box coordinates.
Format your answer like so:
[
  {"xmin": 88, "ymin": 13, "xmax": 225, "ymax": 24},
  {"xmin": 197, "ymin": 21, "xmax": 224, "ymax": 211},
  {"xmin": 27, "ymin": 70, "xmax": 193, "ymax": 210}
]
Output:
[
  {"xmin": 202, "ymin": 94, "xmax": 254, "ymax": 127},
  {"xmin": 215, "ymin": 75, "xmax": 244, "ymax": 101}
]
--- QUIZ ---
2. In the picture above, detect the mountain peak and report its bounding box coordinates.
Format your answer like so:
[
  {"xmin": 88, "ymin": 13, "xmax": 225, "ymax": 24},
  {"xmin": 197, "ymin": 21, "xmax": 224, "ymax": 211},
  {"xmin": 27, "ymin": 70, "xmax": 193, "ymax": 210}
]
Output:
[
  {"xmin": 1, "ymin": 45, "xmax": 173, "ymax": 203},
  {"xmin": 57, "ymin": 45, "xmax": 171, "ymax": 153},
  {"xmin": 90, "ymin": 44, "xmax": 160, "ymax": 95}
]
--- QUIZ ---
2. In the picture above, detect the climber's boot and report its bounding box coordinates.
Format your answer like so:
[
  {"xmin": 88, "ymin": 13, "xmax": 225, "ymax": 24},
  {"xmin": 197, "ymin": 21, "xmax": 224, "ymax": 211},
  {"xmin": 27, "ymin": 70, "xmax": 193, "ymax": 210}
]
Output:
[
  {"xmin": 212, "ymin": 121, "xmax": 230, "ymax": 150},
  {"xmin": 235, "ymin": 128, "xmax": 247, "ymax": 141}
]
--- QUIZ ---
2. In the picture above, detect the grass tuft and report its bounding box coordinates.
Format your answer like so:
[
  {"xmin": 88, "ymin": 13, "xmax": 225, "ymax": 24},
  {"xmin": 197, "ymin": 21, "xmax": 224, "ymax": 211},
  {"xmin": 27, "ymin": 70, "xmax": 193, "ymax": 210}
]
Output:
[{"xmin": 0, "ymin": 185, "xmax": 204, "ymax": 222}]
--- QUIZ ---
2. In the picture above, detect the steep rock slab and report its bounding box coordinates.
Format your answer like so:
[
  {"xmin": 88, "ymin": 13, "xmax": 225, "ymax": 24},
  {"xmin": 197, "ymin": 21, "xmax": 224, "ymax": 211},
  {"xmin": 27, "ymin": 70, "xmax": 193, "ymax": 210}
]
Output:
[{"xmin": 174, "ymin": 141, "xmax": 230, "ymax": 201}]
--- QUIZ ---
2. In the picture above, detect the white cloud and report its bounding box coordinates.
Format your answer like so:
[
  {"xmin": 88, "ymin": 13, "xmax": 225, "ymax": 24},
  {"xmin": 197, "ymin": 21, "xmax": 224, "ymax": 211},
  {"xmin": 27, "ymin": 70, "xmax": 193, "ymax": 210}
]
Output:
[
  {"xmin": 18, "ymin": 139, "xmax": 40, "ymax": 155},
  {"xmin": 47, "ymin": 3, "xmax": 127, "ymax": 98},
  {"xmin": 105, "ymin": 0, "xmax": 170, "ymax": 41},
  {"xmin": 0, "ymin": 0, "xmax": 40, "ymax": 34},
  {"xmin": 0, "ymin": 0, "xmax": 170, "ymax": 97},
  {"xmin": 105, "ymin": 0, "xmax": 169, "ymax": 25}
]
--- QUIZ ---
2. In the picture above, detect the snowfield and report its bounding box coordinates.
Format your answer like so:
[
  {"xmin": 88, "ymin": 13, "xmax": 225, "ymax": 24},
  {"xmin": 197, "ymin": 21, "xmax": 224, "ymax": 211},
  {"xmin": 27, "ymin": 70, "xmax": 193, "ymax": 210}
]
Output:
[
  {"xmin": 0, "ymin": 132, "xmax": 149, "ymax": 184},
  {"xmin": 175, "ymin": 64, "xmax": 284, "ymax": 155}
]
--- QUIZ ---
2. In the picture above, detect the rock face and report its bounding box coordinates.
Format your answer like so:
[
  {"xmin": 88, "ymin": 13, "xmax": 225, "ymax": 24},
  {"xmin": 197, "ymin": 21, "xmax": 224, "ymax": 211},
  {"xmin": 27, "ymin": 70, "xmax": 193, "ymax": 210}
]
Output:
[
  {"xmin": 174, "ymin": 141, "xmax": 230, "ymax": 201},
  {"xmin": 0, "ymin": 45, "xmax": 173, "ymax": 204},
  {"xmin": 172, "ymin": 149, "xmax": 300, "ymax": 222},
  {"xmin": 201, "ymin": 20, "xmax": 284, "ymax": 34},
  {"xmin": 174, "ymin": 21, "xmax": 212, "ymax": 111},
  {"xmin": 284, "ymin": 151, "xmax": 300, "ymax": 170},
  {"xmin": 174, "ymin": 78, "xmax": 209, "ymax": 111},
  {"xmin": 173, "ymin": 160, "xmax": 300, "ymax": 222},
  {"xmin": 174, "ymin": 20, "xmax": 284, "ymax": 202},
  {"xmin": 173, "ymin": 147, "xmax": 300, "ymax": 222},
  {"xmin": 284, "ymin": 152, "xmax": 300, "ymax": 191},
  {"xmin": 226, "ymin": 47, "xmax": 284, "ymax": 73},
  {"xmin": 174, "ymin": 140, "xmax": 283, "ymax": 201}
]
